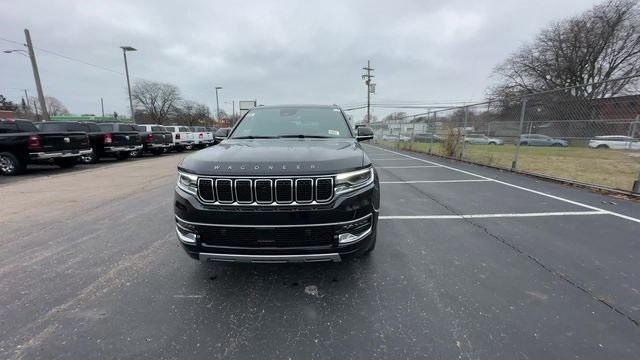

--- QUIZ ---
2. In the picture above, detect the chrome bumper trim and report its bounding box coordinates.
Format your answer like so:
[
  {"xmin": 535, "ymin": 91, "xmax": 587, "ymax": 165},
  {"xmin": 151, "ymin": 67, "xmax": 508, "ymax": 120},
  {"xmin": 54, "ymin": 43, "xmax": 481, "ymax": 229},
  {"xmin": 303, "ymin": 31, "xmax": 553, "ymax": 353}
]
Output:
[
  {"xmin": 338, "ymin": 225, "xmax": 372, "ymax": 246},
  {"xmin": 199, "ymin": 252, "xmax": 341, "ymax": 263},
  {"xmin": 106, "ymin": 145, "xmax": 143, "ymax": 152},
  {"xmin": 175, "ymin": 212, "xmax": 373, "ymax": 228},
  {"xmin": 30, "ymin": 149, "xmax": 92, "ymax": 159},
  {"xmin": 148, "ymin": 143, "xmax": 171, "ymax": 148}
]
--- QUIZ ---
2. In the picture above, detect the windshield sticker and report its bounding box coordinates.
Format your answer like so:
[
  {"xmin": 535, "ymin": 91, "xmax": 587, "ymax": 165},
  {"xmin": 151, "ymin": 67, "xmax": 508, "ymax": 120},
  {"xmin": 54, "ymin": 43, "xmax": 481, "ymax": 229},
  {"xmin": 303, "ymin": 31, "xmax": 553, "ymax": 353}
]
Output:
[{"xmin": 328, "ymin": 130, "xmax": 340, "ymax": 136}]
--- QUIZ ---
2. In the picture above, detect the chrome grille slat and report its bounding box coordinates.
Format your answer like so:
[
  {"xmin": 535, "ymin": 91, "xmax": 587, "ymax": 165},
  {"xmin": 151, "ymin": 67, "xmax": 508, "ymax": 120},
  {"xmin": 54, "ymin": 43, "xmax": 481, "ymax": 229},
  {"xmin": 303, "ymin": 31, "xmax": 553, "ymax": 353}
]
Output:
[{"xmin": 196, "ymin": 176, "xmax": 336, "ymax": 206}]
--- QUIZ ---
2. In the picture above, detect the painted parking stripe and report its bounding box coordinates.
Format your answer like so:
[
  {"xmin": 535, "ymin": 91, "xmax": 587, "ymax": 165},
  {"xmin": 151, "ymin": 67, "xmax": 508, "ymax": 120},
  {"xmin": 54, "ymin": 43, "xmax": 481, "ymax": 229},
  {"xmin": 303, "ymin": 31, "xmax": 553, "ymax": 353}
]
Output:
[
  {"xmin": 380, "ymin": 179, "xmax": 491, "ymax": 184},
  {"xmin": 379, "ymin": 211, "xmax": 606, "ymax": 220},
  {"xmin": 368, "ymin": 145, "xmax": 640, "ymax": 225},
  {"xmin": 370, "ymin": 158, "xmax": 417, "ymax": 160},
  {"xmin": 377, "ymin": 165, "xmax": 441, "ymax": 169}
]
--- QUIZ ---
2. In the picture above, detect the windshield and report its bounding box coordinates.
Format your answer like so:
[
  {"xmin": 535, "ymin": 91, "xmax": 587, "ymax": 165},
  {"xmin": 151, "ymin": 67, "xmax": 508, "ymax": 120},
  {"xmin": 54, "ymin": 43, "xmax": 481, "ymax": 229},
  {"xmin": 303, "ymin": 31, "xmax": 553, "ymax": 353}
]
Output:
[{"xmin": 231, "ymin": 107, "xmax": 351, "ymax": 139}]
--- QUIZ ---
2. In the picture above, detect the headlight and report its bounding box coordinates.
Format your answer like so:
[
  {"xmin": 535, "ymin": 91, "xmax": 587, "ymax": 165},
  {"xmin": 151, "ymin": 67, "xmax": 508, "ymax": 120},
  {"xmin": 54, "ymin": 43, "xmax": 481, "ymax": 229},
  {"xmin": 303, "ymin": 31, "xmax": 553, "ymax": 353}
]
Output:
[
  {"xmin": 335, "ymin": 167, "xmax": 374, "ymax": 195},
  {"xmin": 177, "ymin": 171, "xmax": 198, "ymax": 195}
]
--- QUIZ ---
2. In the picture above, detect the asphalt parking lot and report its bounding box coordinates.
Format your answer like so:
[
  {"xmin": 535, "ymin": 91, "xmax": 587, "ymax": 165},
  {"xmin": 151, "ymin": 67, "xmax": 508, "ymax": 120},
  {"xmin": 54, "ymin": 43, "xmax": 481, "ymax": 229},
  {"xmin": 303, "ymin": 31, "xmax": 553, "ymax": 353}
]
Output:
[{"xmin": 1, "ymin": 145, "xmax": 639, "ymax": 359}]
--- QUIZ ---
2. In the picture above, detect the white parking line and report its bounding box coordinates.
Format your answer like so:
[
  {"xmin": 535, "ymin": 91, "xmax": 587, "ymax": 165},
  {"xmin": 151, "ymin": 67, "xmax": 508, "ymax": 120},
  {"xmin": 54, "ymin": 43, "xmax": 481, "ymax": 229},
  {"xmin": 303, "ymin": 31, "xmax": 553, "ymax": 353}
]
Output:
[
  {"xmin": 368, "ymin": 145, "xmax": 640, "ymax": 224},
  {"xmin": 380, "ymin": 179, "xmax": 491, "ymax": 184},
  {"xmin": 379, "ymin": 211, "xmax": 606, "ymax": 220},
  {"xmin": 377, "ymin": 165, "xmax": 441, "ymax": 169}
]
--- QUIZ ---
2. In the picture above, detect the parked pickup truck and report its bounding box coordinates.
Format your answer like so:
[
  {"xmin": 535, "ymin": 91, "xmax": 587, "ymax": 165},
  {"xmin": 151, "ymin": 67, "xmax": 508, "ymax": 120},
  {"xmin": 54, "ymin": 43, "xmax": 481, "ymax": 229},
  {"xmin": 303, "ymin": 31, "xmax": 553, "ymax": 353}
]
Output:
[
  {"xmin": 96, "ymin": 123, "xmax": 143, "ymax": 159},
  {"xmin": 588, "ymin": 135, "xmax": 640, "ymax": 150},
  {"xmin": 164, "ymin": 125, "xmax": 195, "ymax": 152},
  {"xmin": 1, "ymin": 118, "xmax": 91, "ymax": 175},
  {"xmin": 134, "ymin": 124, "xmax": 173, "ymax": 156},
  {"xmin": 190, "ymin": 126, "xmax": 214, "ymax": 148}
]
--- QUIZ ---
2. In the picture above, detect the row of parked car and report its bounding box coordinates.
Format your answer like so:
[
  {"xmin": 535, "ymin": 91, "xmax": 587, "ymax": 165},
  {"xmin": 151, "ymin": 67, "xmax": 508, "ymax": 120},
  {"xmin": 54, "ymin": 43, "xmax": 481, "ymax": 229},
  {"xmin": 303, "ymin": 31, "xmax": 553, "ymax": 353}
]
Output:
[
  {"xmin": 382, "ymin": 132, "xmax": 640, "ymax": 149},
  {"xmin": 0, "ymin": 118, "xmax": 229, "ymax": 176}
]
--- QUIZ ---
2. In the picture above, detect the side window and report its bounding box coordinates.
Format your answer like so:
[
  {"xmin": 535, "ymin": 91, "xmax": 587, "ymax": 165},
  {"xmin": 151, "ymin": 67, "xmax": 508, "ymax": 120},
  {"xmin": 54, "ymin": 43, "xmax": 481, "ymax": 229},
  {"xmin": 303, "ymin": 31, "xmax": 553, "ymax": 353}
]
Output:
[
  {"xmin": 0, "ymin": 122, "xmax": 19, "ymax": 133},
  {"xmin": 17, "ymin": 121, "xmax": 38, "ymax": 132}
]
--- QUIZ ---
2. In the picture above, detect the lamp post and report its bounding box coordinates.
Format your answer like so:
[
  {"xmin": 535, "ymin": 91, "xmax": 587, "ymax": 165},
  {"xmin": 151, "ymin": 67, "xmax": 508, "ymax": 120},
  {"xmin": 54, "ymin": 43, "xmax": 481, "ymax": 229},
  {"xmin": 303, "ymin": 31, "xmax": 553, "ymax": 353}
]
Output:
[
  {"xmin": 120, "ymin": 46, "xmax": 137, "ymax": 122},
  {"xmin": 215, "ymin": 86, "xmax": 222, "ymax": 121}
]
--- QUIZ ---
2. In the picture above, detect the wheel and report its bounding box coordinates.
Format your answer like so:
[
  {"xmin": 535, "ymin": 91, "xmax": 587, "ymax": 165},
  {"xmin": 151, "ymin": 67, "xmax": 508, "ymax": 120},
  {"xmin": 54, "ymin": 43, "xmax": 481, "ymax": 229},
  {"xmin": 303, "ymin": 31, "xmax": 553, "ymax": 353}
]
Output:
[
  {"xmin": 54, "ymin": 157, "xmax": 77, "ymax": 169},
  {"xmin": 488, "ymin": 142, "xmax": 497, "ymax": 145},
  {"xmin": 79, "ymin": 148, "xmax": 99, "ymax": 164},
  {"xmin": 596, "ymin": 144, "xmax": 609, "ymax": 149},
  {"xmin": 185, "ymin": 144, "xmax": 193, "ymax": 150},
  {"xmin": 115, "ymin": 152, "xmax": 130, "ymax": 160},
  {"xmin": 0, "ymin": 152, "xmax": 25, "ymax": 176},
  {"xmin": 520, "ymin": 142, "xmax": 528, "ymax": 146},
  {"xmin": 552, "ymin": 143, "xmax": 563, "ymax": 147}
]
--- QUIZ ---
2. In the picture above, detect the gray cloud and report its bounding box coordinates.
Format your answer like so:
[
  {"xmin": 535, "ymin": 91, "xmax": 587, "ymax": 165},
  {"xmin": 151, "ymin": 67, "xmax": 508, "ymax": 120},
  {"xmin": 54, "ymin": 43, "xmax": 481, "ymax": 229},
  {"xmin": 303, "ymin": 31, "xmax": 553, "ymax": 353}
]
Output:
[{"xmin": 1, "ymin": 0, "xmax": 600, "ymax": 120}]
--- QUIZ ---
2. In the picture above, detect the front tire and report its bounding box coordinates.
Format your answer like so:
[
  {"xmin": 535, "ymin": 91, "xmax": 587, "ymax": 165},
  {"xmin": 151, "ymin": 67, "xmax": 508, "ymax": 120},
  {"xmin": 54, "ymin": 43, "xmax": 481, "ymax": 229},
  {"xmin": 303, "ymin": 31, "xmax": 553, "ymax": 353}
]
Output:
[
  {"xmin": 115, "ymin": 152, "xmax": 130, "ymax": 160},
  {"xmin": 0, "ymin": 152, "xmax": 25, "ymax": 176},
  {"xmin": 54, "ymin": 157, "xmax": 77, "ymax": 169}
]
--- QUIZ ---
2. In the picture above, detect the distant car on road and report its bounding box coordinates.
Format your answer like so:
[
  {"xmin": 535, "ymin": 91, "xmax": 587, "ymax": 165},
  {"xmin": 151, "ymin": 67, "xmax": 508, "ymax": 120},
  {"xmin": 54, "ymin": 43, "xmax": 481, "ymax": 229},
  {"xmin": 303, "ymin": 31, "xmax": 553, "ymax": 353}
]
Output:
[
  {"xmin": 164, "ymin": 125, "xmax": 195, "ymax": 152},
  {"xmin": 519, "ymin": 134, "xmax": 568, "ymax": 147},
  {"xmin": 214, "ymin": 127, "xmax": 231, "ymax": 145},
  {"xmin": 588, "ymin": 135, "xmax": 640, "ymax": 150},
  {"xmin": 189, "ymin": 126, "xmax": 214, "ymax": 148},
  {"xmin": 383, "ymin": 134, "xmax": 410, "ymax": 142},
  {"xmin": 1, "ymin": 118, "xmax": 91, "ymax": 175},
  {"xmin": 134, "ymin": 124, "xmax": 173, "ymax": 156},
  {"xmin": 96, "ymin": 123, "xmax": 143, "ymax": 159},
  {"xmin": 412, "ymin": 133, "xmax": 444, "ymax": 143},
  {"xmin": 464, "ymin": 133, "xmax": 503, "ymax": 145}
]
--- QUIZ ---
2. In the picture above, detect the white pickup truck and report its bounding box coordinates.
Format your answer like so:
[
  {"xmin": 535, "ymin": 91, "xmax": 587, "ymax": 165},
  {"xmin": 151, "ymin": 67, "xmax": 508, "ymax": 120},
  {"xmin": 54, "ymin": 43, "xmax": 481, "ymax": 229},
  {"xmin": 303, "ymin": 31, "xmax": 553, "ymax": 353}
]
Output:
[
  {"xmin": 189, "ymin": 126, "xmax": 214, "ymax": 148},
  {"xmin": 164, "ymin": 125, "xmax": 195, "ymax": 152},
  {"xmin": 588, "ymin": 135, "xmax": 640, "ymax": 150}
]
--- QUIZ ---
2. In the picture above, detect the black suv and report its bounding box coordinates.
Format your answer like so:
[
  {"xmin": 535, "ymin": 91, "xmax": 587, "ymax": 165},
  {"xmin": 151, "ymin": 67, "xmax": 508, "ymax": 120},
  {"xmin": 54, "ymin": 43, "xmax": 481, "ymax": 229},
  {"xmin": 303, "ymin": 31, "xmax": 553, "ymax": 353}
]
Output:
[{"xmin": 174, "ymin": 105, "xmax": 379, "ymax": 263}]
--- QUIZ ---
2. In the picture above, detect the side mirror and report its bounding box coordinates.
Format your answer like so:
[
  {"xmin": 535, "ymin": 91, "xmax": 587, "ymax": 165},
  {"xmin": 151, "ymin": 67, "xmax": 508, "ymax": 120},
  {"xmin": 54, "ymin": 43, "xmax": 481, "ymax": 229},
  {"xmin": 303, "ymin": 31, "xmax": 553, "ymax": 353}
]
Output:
[
  {"xmin": 356, "ymin": 127, "xmax": 374, "ymax": 141},
  {"xmin": 215, "ymin": 128, "xmax": 230, "ymax": 140}
]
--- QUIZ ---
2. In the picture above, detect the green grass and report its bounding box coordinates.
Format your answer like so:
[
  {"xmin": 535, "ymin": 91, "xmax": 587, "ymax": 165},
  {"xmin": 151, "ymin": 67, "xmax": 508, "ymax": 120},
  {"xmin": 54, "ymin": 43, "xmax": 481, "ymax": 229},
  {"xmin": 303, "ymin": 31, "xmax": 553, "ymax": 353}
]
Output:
[{"xmin": 378, "ymin": 140, "xmax": 640, "ymax": 191}]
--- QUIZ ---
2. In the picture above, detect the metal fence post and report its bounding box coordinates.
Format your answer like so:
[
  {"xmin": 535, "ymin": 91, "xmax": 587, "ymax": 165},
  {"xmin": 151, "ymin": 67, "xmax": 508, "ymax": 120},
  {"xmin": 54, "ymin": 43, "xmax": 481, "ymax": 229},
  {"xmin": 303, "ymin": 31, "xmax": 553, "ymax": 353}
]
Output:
[
  {"xmin": 428, "ymin": 112, "xmax": 434, "ymax": 154},
  {"xmin": 511, "ymin": 98, "xmax": 527, "ymax": 171},
  {"xmin": 460, "ymin": 106, "xmax": 469, "ymax": 159}
]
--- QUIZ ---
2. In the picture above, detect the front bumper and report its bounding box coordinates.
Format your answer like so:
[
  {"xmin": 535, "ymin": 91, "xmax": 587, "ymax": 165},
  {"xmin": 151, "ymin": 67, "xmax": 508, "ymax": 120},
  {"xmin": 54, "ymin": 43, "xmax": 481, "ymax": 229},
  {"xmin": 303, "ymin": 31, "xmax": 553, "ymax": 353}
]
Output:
[
  {"xmin": 148, "ymin": 143, "xmax": 172, "ymax": 149},
  {"xmin": 174, "ymin": 179, "xmax": 379, "ymax": 262},
  {"xmin": 29, "ymin": 148, "xmax": 92, "ymax": 160}
]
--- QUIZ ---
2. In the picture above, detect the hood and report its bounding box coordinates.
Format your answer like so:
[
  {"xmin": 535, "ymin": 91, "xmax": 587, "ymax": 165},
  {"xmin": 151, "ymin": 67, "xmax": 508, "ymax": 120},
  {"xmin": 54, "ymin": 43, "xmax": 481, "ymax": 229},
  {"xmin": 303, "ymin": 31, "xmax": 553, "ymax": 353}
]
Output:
[{"xmin": 178, "ymin": 138, "xmax": 368, "ymax": 176}]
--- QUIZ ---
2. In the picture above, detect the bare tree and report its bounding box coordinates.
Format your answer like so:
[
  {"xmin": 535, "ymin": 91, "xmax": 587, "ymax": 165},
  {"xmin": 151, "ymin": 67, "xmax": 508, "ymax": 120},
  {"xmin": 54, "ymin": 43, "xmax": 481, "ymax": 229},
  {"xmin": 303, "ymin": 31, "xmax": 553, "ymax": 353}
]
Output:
[
  {"xmin": 490, "ymin": 0, "xmax": 640, "ymax": 99},
  {"xmin": 132, "ymin": 80, "xmax": 181, "ymax": 124},
  {"xmin": 27, "ymin": 96, "xmax": 70, "ymax": 117},
  {"xmin": 174, "ymin": 100, "xmax": 211, "ymax": 126}
]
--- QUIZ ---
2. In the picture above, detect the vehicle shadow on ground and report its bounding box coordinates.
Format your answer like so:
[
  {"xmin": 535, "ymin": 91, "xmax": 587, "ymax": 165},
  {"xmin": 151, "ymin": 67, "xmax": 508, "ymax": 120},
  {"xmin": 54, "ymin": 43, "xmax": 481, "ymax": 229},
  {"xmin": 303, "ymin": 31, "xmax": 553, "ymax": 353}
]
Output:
[{"xmin": 193, "ymin": 256, "xmax": 379, "ymax": 296}]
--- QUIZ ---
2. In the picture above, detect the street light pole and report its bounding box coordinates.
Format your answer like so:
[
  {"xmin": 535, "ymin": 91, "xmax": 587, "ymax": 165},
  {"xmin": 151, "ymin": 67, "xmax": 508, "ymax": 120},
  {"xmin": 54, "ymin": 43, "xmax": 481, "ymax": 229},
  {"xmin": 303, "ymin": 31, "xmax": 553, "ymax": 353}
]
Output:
[
  {"xmin": 24, "ymin": 29, "xmax": 50, "ymax": 121},
  {"xmin": 215, "ymin": 86, "xmax": 222, "ymax": 121},
  {"xmin": 120, "ymin": 46, "xmax": 137, "ymax": 123}
]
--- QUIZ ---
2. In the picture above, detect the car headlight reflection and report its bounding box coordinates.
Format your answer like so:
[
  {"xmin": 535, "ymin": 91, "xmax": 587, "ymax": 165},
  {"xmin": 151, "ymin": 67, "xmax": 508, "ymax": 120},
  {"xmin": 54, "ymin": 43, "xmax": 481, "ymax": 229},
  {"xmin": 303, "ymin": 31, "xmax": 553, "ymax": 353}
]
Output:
[{"xmin": 334, "ymin": 167, "xmax": 374, "ymax": 195}]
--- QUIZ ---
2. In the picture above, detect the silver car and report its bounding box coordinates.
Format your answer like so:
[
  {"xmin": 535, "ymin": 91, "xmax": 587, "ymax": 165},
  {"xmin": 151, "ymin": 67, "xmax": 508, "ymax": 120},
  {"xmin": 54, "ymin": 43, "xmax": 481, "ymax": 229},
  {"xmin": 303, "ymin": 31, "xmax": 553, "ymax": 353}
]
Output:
[{"xmin": 464, "ymin": 134, "xmax": 504, "ymax": 145}]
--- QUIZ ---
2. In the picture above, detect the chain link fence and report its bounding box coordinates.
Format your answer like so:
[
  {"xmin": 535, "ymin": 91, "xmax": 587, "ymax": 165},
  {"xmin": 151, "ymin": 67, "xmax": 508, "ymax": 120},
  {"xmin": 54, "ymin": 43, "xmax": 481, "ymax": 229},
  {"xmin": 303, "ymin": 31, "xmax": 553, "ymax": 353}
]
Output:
[{"xmin": 373, "ymin": 78, "xmax": 640, "ymax": 194}]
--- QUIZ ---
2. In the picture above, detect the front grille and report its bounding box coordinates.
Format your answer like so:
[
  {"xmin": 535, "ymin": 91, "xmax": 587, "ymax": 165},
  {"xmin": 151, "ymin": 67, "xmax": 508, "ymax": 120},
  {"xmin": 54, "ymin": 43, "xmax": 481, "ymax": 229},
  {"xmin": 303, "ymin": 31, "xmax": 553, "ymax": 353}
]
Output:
[
  {"xmin": 201, "ymin": 225, "xmax": 335, "ymax": 248},
  {"xmin": 196, "ymin": 176, "xmax": 334, "ymax": 205}
]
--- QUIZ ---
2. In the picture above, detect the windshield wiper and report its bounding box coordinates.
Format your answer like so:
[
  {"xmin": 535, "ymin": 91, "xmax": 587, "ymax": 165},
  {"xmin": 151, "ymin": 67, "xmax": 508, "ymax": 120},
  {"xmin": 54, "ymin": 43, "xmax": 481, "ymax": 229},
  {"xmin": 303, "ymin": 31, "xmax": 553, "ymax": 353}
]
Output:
[
  {"xmin": 278, "ymin": 134, "xmax": 331, "ymax": 138},
  {"xmin": 232, "ymin": 136, "xmax": 278, "ymax": 139}
]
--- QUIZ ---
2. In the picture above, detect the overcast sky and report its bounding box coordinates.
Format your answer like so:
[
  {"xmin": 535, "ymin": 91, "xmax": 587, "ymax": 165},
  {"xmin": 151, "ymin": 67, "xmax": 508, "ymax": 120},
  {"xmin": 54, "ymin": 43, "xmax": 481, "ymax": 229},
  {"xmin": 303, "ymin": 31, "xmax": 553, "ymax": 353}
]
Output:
[{"xmin": 1, "ymin": 0, "xmax": 600, "ymax": 120}]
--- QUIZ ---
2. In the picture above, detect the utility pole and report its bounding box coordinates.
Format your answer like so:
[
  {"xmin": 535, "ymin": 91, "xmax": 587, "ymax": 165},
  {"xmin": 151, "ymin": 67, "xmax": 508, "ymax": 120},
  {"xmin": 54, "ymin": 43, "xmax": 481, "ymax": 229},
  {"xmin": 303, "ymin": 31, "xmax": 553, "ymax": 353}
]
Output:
[
  {"xmin": 362, "ymin": 60, "xmax": 374, "ymax": 124},
  {"xmin": 24, "ymin": 29, "xmax": 49, "ymax": 121},
  {"xmin": 120, "ymin": 46, "xmax": 137, "ymax": 123},
  {"xmin": 215, "ymin": 86, "xmax": 222, "ymax": 121},
  {"xmin": 33, "ymin": 99, "xmax": 39, "ymax": 121},
  {"xmin": 23, "ymin": 89, "xmax": 30, "ymax": 110},
  {"xmin": 100, "ymin": 97, "xmax": 105, "ymax": 118}
]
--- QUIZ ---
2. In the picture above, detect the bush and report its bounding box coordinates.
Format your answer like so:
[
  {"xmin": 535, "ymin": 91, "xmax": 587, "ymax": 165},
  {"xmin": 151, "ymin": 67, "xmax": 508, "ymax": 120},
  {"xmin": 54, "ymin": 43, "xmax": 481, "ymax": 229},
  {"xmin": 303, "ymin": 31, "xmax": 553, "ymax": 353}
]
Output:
[{"xmin": 443, "ymin": 128, "xmax": 463, "ymax": 157}]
